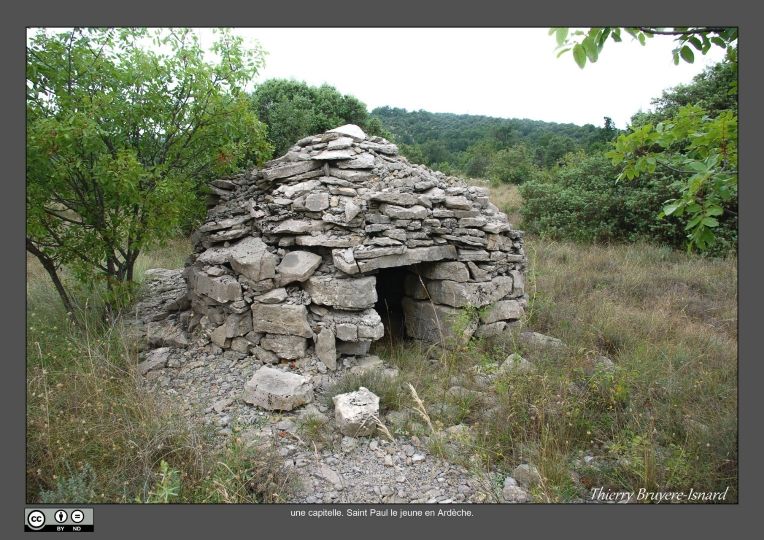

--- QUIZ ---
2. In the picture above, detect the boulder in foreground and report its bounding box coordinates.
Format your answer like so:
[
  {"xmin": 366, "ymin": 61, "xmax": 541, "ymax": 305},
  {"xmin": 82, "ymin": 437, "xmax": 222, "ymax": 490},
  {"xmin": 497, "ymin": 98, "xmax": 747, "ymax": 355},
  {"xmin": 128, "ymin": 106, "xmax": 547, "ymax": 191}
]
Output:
[{"xmin": 332, "ymin": 387, "xmax": 380, "ymax": 437}]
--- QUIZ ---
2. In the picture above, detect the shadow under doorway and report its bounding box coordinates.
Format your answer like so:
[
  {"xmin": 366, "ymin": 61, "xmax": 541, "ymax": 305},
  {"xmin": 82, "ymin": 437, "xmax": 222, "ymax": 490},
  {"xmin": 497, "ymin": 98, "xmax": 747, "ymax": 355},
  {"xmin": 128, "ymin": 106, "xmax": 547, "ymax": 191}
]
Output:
[{"xmin": 373, "ymin": 265, "xmax": 412, "ymax": 348}]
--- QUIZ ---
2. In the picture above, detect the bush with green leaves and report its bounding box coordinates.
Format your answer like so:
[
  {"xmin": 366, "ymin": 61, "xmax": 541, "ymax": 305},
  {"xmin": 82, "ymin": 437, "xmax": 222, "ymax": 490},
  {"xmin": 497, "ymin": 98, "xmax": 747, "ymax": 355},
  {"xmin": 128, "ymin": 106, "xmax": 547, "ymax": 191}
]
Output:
[
  {"xmin": 519, "ymin": 152, "xmax": 690, "ymax": 247},
  {"xmin": 486, "ymin": 143, "xmax": 541, "ymax": 185},
  {"xmin": 607, "ymin": 105, "xmax": 737, "ymax": 253}
]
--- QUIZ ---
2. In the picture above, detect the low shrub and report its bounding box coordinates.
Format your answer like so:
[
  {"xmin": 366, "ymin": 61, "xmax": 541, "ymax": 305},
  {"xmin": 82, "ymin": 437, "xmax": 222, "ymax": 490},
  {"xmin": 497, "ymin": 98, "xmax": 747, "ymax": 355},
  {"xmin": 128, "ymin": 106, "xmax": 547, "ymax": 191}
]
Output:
[{"xmin": 519, "ymin": 152, "xmax": 737, "ymax": 255}]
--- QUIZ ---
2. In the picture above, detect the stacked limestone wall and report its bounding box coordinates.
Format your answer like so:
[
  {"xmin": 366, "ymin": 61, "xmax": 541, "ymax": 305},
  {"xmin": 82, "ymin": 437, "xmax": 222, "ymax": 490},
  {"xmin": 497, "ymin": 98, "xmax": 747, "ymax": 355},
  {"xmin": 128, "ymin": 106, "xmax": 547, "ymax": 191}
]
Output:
[{"xmin": 184, "ymin": 125, "xmax": 527, "ymax": 370}]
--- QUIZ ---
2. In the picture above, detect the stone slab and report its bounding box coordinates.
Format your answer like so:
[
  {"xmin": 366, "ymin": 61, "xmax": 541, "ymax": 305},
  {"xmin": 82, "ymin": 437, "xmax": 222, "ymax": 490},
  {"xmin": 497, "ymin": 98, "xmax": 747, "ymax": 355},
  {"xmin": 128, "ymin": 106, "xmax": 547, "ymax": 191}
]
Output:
[
  {"xmin": 244, "ymin": 366, "xmax": 313, "ymax": 411},
  {"xmin": 304, "ymin": 276, "xmax": 377, "ymax": 310},
  {"xmin": 251, "ymin": 303, "xmax": 313, "ymax": 338}
]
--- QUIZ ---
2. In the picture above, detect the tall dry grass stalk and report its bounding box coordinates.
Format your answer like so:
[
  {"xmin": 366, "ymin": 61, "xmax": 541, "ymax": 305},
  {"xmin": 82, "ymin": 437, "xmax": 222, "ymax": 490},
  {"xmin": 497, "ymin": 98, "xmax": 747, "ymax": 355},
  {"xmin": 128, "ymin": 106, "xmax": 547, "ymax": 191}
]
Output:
[
  {"xmin": 370, "ymin": 414, "xmax": 396, "ymax": 443},
  {"xmin": 407, "ymin": 383, "xmax": 435, "ymax": 434}
]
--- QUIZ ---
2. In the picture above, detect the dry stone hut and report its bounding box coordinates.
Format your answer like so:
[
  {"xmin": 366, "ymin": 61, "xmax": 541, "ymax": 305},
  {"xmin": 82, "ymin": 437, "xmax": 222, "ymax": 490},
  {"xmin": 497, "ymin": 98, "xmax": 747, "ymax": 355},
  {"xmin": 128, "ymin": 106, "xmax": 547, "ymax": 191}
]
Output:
[{"xmin": 184, "ymin": 124, "xmax": 527, "ymax": 372}]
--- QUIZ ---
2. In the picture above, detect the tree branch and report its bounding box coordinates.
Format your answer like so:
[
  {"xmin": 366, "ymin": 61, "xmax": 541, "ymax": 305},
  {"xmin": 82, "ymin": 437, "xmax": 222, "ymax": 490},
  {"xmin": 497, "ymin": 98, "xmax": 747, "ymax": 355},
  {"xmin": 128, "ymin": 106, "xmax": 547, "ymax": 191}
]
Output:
[{"xmin": 637, "ymin": 27, "xmax": 730, "ymax": 37}]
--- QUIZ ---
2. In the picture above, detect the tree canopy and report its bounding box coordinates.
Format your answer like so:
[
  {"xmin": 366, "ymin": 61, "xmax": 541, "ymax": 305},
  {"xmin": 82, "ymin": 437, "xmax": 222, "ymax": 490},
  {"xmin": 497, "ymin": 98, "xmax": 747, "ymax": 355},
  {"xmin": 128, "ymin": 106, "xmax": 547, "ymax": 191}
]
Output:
[
  {"xmin": 27, "ymin": 28, "xmax": 273, "ymax": 309},
  {"xmin": 251, "ymin": 79, "xmax": 388, "ymax": 157}
]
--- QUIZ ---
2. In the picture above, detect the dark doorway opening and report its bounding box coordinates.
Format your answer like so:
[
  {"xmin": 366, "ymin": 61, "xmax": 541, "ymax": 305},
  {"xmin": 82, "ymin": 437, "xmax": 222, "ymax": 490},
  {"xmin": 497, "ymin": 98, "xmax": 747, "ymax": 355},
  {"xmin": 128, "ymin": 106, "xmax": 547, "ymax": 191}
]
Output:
[{"xmin": 374, "ymin": 266, "xmax": 411, "ymax": 346}]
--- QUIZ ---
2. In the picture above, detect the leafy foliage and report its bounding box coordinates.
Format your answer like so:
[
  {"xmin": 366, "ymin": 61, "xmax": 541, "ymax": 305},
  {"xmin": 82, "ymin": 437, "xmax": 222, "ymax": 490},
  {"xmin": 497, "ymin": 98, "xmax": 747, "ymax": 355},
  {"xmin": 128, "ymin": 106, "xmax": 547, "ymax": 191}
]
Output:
[
  {"xmin": 551, "ymin": 27, "xmax": 738, "ymax": 68},
  {"xmin": 486, "ymin": 143, "xmax": 541, "ymax": 185},
  {"xmin": 607, "ymin": 106, "xmax": 737, "ymax": 252},
  {"xmin": 142, "ymin": 460, "xmax": 181, "ymax": 503},
  {"xmin": 26, "ymin": 28, "xmax": 272, "ymax": 308},
  {"xmin": 519, "ymin": 153, "xmax": 689, "ymax": 246},
  {"xmin": 251, "ymin": 79, "xmax": 389, "ymax": 156}
]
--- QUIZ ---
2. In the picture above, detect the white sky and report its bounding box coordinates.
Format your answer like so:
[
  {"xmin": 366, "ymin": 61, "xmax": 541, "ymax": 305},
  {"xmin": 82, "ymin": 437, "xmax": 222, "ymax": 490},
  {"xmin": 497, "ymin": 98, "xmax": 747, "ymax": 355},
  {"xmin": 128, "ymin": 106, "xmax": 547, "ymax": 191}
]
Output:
[{"xmin": 197, "ymin": 28, "xmax": 727, "ymax": 129}]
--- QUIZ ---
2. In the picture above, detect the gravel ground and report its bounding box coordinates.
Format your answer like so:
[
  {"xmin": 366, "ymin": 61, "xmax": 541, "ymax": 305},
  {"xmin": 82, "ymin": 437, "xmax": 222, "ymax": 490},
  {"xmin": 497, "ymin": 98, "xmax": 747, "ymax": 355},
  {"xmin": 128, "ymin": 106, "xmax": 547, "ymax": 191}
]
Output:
[{"xmin": 140, "ymin": 339, "xmax": 499, "ymax": 504}]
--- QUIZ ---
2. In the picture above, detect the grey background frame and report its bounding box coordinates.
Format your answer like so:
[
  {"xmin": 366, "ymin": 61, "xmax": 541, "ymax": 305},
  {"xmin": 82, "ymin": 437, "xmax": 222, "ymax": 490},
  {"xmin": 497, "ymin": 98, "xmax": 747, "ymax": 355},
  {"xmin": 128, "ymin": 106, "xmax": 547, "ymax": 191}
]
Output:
[{"xmin": 3, "ymin": 1, "xmax": 758, "ymax": 538}]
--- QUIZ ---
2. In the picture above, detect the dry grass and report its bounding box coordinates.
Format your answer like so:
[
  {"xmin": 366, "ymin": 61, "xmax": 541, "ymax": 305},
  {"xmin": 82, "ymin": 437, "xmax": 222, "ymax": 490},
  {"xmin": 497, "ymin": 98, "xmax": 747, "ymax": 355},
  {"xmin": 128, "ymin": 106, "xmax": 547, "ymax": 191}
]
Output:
[
  {"xmin": 26, "ymin": 241, "xmax": 292, "ymax": 503},
  {"xmin": 472, "ymin": 180, "xmax": 524, "ymax": 227},
  {"xmin": 407, "ymin": 383, "xmax": 435, "ymax": 434},
  {"xmin": 369, "ymin": 234, "xmax": 737, "ymax": 502},
  {"xmin": 133, "ymin": 237, "xmax": 193, "ymax": 281},
  {"xmin": 513, "ymin": 238, "xmax": 738, "ymax": 500}
]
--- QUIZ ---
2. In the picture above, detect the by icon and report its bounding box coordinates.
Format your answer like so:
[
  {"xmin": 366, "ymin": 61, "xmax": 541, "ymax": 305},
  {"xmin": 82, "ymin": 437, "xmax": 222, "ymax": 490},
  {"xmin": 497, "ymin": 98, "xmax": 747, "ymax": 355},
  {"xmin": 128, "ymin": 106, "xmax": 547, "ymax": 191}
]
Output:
[
  {"xmin": 54, "ymin": 509, "xmax": 68, "ymax": 523},
  {"xmin": 27, "ymin": 510, "xmax": 46, "ymax": 530}
]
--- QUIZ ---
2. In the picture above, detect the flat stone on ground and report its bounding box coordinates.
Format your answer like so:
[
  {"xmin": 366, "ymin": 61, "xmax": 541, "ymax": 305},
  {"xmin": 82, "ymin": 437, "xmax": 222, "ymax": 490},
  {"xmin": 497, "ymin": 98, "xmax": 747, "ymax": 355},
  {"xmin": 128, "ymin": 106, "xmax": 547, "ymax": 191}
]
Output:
[
  {"xmin": 146, "ymin": 320, "xmax": 189, "ymax": 348},
  {"xmin": 348, "ymin": 355, "xmax": 384, "ymax": 376},
  {"xmin": 512, "ymin": 464, "xmax": 542, "ymax": 488},
  {"xmin": 499, "ymin": 353, "xmax": 535, "ymax": 374},
  {"xmin": 502, "ymin": 477, "xmax": 530, "ymax": 503},
  {"xmin": 138, "ymin": 347, "xmax": 173, "ymax": 375},
  {"xmin": 243, "ymin": 366, "xmax": 313, "ymax": 411},
  {"xmin": 520, "ymin": 331, "xmax": 565, "ymax": 349}
]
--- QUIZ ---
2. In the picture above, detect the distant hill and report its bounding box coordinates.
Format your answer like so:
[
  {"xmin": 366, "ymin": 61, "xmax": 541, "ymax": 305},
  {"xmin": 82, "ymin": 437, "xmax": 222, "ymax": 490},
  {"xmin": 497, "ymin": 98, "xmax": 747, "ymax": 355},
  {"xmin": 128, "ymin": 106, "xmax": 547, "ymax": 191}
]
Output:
[{"xmin": 371, "ymin": 106, "xmax": 614, "ymax": 174}]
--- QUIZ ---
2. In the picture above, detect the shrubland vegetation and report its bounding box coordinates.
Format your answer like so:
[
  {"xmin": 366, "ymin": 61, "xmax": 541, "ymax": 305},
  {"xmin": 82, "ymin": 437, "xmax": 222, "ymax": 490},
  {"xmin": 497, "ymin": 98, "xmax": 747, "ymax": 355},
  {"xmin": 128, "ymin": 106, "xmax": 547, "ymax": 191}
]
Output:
[
  {"xmin": 544, "ymin": 27, "xmax": 738, "ymax": 254},
  {"xmin": 519, "ymin": 152, "xmax": 687, "ymax": 246},
  {"xmin": 372, "ymin": 106, "xmax": 616, "ymax": 179}
]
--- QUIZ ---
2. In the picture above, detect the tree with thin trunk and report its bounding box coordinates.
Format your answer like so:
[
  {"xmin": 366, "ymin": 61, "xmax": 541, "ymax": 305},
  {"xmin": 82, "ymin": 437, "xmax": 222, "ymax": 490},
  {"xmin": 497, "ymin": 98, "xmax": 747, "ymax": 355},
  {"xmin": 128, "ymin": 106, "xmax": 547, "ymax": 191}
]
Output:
[{"xmin": 26, "ymin": 28, "xmax": 273, "ymax": 309}]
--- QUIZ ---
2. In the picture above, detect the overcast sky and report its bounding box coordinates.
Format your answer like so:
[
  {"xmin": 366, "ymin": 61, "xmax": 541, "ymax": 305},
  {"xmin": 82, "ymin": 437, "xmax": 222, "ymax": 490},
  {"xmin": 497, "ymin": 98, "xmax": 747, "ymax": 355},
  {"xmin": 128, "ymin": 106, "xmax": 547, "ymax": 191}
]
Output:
[{"xmin": 196, "ymin": 28, "xmax": 726, "ymax": 129}]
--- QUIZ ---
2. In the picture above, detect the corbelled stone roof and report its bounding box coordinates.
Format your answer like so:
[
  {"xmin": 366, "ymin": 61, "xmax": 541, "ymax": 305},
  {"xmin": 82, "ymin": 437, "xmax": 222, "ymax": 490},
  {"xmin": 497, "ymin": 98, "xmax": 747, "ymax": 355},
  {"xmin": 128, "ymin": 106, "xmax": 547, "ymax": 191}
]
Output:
[{"xmin": 183, "ymin": 124, "xmax": 527, "ymax": 393}]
